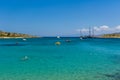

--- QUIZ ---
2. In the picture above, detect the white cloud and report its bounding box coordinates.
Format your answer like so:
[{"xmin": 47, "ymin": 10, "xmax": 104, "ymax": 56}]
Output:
[
  {"xmin": 93, "ymin": 25, "xmax": 110, "ymax": 32},
  {"xmin": 76, "ymin": 25, "xmax": 120, "ymax": 35},
  {"xmin": 99, "ymin": 25, "xmax": 109, "ymax": 30},
  {"xmin": 115, "ymin": 25, "xmax": 120, "ymax": 30},
  {"xmin": 93, "ymin": 27, "xmax": 100, "ymax": 31}
]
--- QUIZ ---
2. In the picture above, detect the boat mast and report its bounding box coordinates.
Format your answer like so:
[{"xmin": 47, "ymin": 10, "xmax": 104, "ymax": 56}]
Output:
[
  {"xmin": 92, "ymin": 28, "xmax": 94, "ymax": 37},
  {"xmin": 80, "ymin": 30, "xmax": 82, "ymax": 38},
  {"xmin": 89, "ymin": 27, "xmax": 92, "ymax": 37}
]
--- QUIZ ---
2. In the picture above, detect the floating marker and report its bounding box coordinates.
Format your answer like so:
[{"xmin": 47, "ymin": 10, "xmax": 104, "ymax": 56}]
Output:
[{"xmin": 55, "ymin": 41, "xmax": 61, "ymax": 45}]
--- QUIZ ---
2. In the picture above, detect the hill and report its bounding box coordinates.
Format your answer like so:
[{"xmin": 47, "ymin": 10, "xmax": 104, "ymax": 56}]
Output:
[
  {"xmin": 101, "ymin": 33, "xmax": 120, "ymax": 38},
  {"xmin": 0, "ymin": 30, "xmax": 38, "ymax": 38}
]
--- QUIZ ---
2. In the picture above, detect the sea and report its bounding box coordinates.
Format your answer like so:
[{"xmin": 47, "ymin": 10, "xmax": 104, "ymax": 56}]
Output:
[{"xmin": 0, "ymin": 37, "xmax": 120, "ymax": 80}]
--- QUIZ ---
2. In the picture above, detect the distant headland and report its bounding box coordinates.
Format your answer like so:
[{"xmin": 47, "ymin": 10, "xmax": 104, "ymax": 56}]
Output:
[
  {"xmin": 101, "ymin": 33, "xmax": 120, "ymax": 38},
  {"xmin": 0, "ymin": 30, "xmax": 38, "ymax": 38}
]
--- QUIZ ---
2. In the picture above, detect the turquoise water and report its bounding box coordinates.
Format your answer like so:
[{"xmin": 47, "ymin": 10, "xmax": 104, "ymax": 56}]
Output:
[{"xmin": 0, "ymin": 38, "xmax": 120, "ymax": 80}]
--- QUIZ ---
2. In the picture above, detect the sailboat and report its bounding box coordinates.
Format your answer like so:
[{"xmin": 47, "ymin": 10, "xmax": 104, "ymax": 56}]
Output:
[{"xmin": 79, "ymin": 30, "xmax": 83, "ymax": 40}]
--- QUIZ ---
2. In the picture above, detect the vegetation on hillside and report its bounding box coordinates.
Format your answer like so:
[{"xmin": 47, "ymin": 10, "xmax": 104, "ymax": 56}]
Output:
[
  {"xmin": 101, "ymin": 33, "xmax": 120, "ymax": 38},
  {"xmin": 0, "ymin": 30, "xmax": 37, "ymax": 38}
]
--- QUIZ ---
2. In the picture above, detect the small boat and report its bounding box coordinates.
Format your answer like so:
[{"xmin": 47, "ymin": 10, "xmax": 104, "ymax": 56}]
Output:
[
  {"xmin": 57, "ymin": 36, "xmax": 60, "ymax": 39},
  {"xmin": 23, "ymin": 38, "xmax": 27, "ymax": 41},
  {"xmin": 80, "ymin": 37, "xmax": 83, "ymax": 40},
  {"xmin": 65, "ymin": 40, "xmax": 71, "ymax": 42}
]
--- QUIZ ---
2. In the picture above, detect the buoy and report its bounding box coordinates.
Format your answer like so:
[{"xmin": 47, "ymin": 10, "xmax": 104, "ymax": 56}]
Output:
[{"xmin": 55, "ymin": 41, "xmax": 61, "ymax": 45}]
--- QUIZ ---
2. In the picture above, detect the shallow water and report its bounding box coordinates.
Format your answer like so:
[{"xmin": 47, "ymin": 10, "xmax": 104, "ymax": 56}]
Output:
[{"xmin": 0, "ymin": 38, "xmax": 120, "ymax": 80}]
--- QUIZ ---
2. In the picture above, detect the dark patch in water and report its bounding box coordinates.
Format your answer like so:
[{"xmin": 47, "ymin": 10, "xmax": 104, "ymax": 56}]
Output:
[
  {"xmin": 54, "ymin": 56, "xmax": 64, "ymax": 59},
  {"xmin": 99, "ymin": 71, "xmax": 120, "ymax": 80},
  {"xmin": 0, "ymin": 44, "xmax": 26, "ymax": 46},
  {"xmin": 109, "ymin": 55, "xmax": 120, "ymax": 64}
]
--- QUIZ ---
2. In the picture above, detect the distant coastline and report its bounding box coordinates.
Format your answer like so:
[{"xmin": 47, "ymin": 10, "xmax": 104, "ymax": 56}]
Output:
[
  {"xmin": 0, "ymin": 30, "xmax": 38, "ymax": 38},
  {"xmin": 0, "ymin": 36, "xmax": 39, "ymax": 39},
  {"xmin": 100, "ymin": 33, "xmax": 120, "ymax": 38}
]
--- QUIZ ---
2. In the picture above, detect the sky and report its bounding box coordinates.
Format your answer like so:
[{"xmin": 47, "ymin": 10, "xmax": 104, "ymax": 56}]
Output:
[{"xmin": 0, "ymin": 0, "xmax": 120, "ymax": 36}]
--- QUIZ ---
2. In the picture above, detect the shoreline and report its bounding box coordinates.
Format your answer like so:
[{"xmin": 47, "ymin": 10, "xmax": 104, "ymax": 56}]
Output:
[
  {"xmin": 0, "ymin": 37, "xmax": 39, "ymax": 39},
  {"xmin": 0, "ymin": 36, "xmax": 120, "ymax": 39}
]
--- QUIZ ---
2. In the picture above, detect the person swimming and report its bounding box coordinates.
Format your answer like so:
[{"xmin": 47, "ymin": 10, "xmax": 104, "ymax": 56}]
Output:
[{"xmin": 21, "ymin": 56, "xmax": 29, "ymax": 61}]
